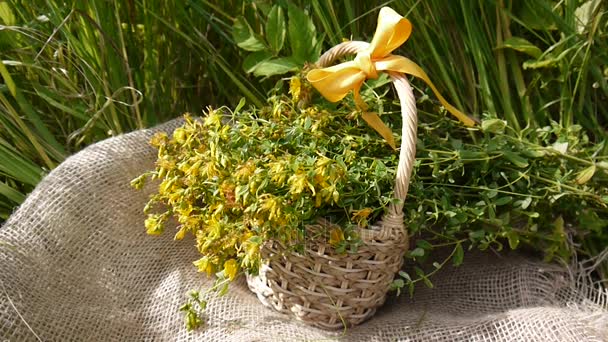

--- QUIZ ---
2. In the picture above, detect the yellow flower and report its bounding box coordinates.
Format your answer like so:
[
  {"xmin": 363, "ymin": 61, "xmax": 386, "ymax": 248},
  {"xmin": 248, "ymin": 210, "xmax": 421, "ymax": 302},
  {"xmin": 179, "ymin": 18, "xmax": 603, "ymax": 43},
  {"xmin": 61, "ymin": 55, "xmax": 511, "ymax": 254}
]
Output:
[
  {"xmin": 235, "ymin": 160, "xmax": 256, "ymax": 182},
  {"xmin": 268, "ymin": 160, "xmax": 287, "ymax": 186},
  {"xmin": 204, "ymin": 215, "xmax": 223, "ymax": 237},
  {"xmin": 185, "ymin": 159, "xmax": 203, "ymax": 177},
  {"xmin": 351, "ymin": 207, "xmax": 373, "ymax": 220},
  {"xmin": 149, "ymin": 132, "xmax": 168, "ymax": 148},
  {"xmin": 271, "ymin": 100, "xmax": 284, "ymax": 118},
  {"xmin": 240, "ymin": 232, "xmax": 260, "ymax": 268},
  {"xmin": 219, "ymin": 125, "xmax": 230, "ymax": 141},
  {"xmin": 351, "ymin": 207, "xmax": 373, "ymax": 227},
  {"xmin": 144, "ymin": 214, "xmax": 164, "ymax": 235},
  {"xmin": 178, "ymin": 161, "xmax": 191, "ymax": 173},
  {"xmin": 204, "ymin": 108, "xmax": 223, "ymax": 127},
  {"xmin": 173, "ymin": 127, "xmax": 187, "ymax": 144},
  {"xmin": 130, "ymin": 174, "xmax": 147, "ymax": 190},
  {"xmin": 304, "ymin": 106, "xmax": 319, "ymax": 118},
  {"xmin": 193, "ymin": 256, "xmax": 214, "ymax": 276},
  {"xmin": 174, "ymin": 226, "xmax": 187, "ymax": 240},
  {"xmin": 223, "ymin": 259, "xmax": 239, "ymax": 281},
  {"xmin": 289, "ymin": 76, "xmax": 301, "ymax": 102},
  {"xmin": 177, "ymin": 203, "xmax": 193, "ymax": 218},
  {"xmin": 220, "ymin": 182, "xmax": 236, "ymax": 207},
  {"xmin": 157, "ymin": 157, "xmax": 176, "ymax": 172},
  {"xmin": 344, "ymin": 149, "xmax": 356, "ymax": 163},
  {"xmin": 315, "ymin": 192, "xmax": 323, "ymax": 207},
  {"xmin": 319, "ymin": 183, "xmax": 340, "ymax": 204},
  {"xmin": 329, "ymin": 227, "xmax": 345, "ymax": 247},
  {"xmin": 203, "ymin": 161, "xmax": 219, "ymax": 177},
  {"xmin": 313, "ymin": 173, "xmax": 328, "ymax": 187},
  {"xmin": 288, "ymin": 169, "xmax": 315, "ymax": 196},
  {"xmin": 259, "ymin": 194, "xmax": 281, "ymax": 221},
  {"xmin": 315, "ymin": 155, "xmax": 332, "ymax": 168},
  {"xmin": 167, "ymin": 189, "xmax": 184, "ymax": 206}
]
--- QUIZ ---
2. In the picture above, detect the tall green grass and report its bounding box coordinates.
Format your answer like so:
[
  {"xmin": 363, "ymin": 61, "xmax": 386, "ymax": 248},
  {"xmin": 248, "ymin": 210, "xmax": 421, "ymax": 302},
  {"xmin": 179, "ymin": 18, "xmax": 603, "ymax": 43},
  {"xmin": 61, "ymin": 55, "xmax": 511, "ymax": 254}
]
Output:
[
  {"xmin": 0, "ymin": 0, "xmax": 267, "ymax": 219},
  {"xmin": 397, "ymin": 0, "xmax": 608, "ymax": 135},
  {"xmin": 1, "ymin": 0, "xmax": 606, "ymax": 243}
]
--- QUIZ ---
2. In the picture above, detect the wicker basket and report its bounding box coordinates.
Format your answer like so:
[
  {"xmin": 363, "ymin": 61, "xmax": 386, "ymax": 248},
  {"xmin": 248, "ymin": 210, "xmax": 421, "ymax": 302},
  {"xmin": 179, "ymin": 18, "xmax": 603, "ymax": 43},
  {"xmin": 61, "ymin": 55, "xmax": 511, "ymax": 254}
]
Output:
[{"xmin": 246, "ymin": 41, "xmax": 418, "ymax": 330}]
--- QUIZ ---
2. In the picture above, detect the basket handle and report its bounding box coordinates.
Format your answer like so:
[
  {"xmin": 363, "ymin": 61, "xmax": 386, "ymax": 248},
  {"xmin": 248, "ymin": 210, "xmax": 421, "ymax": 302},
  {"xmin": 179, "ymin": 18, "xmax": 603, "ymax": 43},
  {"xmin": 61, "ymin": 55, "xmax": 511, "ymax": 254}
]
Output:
[{"xmin": 315, "ymin": 41, "xmax": 417, "ymax": 224}]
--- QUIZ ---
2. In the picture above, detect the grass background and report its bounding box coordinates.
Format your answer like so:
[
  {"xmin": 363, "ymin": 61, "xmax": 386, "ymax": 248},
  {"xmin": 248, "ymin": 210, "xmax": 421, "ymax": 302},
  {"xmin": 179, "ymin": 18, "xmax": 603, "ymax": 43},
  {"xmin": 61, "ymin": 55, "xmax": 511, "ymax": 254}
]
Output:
[{"xmin": 0, "ymin": 0, "xmax": 606, "ymax": 267}]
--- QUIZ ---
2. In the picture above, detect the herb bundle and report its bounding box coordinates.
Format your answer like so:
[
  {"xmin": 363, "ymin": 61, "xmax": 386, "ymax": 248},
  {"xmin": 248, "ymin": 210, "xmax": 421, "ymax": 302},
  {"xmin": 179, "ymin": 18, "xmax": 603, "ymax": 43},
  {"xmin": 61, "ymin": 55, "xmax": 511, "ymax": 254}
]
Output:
[
  {"xmin": 134, "ymin": 75, "xmax": 608, "ymax": 327},
  {"xmin": 132, "ymin": 83, "xmax": 400, "ymax": 283}
]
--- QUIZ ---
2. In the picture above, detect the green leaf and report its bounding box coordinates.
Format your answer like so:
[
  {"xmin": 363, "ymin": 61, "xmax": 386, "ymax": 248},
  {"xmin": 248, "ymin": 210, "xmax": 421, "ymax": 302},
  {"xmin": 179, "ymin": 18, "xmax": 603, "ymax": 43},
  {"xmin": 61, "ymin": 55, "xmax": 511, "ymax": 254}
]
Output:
[
  {"xmin": 469, "ymin": 230, "xmax": 486, "ymax": 240},
  {"xmin": 232, "ymin": 17, "xmax": 266, "ymax": 52},
  {"xmin": 218, "ymin": 281, "xmax": 230, "ymax": 296},
  {"xmin": 484, "ymin": 187, "xmax": 498, "ymax": 199},
  {"xmin": 409, "ymin": 247, "xmax": 425, "ymax": 257},
  {"xmin": 0, "ymin": 140, "xmax": 44, "ymax": 185},
  {"xmin": 495, "ymin": 196, "xmax": 513, "ymax": 206},
  {"xmin": 578, "ymin": 209, "xmax": 608, "ymax": 234},
  {"xmin": 249, "ymin": 235, "xmax": 263, "ymax": 244},
  {"xmin": 522, "ymin": 149, "xmax": 546, "ymax": 158},
  {"xmin": 242, "ymin": 51, "xmax": 273, "ymax": 74},
  {"xmin": 34, "ymin": 85, "xmax": 89, "ymax": 121},
  {"xmin": 416, "ymin": 239, "xmax": 433, "ymax": 251},
  {"xmin": 266, "ymin": 5, "xmax": 286, "ymax": 54},
  {"xmin": 0, "ymin": 180, "xmax": 25, "ymax": 204},
  {"xmin": 481, "ymin": 118, "xmax": 507, "ymax": 134},
  {"xmin": 497, "ymin": 37, "xmax": 542, "ymax": 59},
  {"xmin": 575, "ymin": 0, "xmax": 602, "ymax": 33},
  {"xmin": 506, "ymin": 231, "xmax": 520, "ymax": 250},
  {"xmin": 398, "ymin": 271, "xmax": 411, "ymax": 281},
  {"xmin": 0, "ymin": 61, "xmax": 16, "ymax": 96},
  {"xmin": 453, "ymin": 243, "xmax": 464, "ymax": 266},
  {"xmin": 0, "ymin": 2, "xmax": 16, "ymax": 26},
  {"xmin": 423, "ymin": 276, "xmax": 434, "ymax": 288},
  {"xmin": 516, "ymin": 1, "xmax": 557, "ymax": 31},
  {"xmin": 523, "ymin": 57, "xmax": 560, "ymax": 70},
  {"xmin": 503, "ymin": 151, "xmax": 529, "ymax": 168},
  {"xmin": 391, "ymin": 278, "xmax": 404, "ymax": 289},
  {"xmin": 518, "ymin": 196, "xmax": 532, "ymax": 210},
  {"xmin": 234, "ymin": 97, "xmax": 247, "ymax": 113},
  {"xmin": 575, "ymin": 164, "xmax": 596, "ymax": 185},
  {"xmin": 459, "ymin": 151, "xmax": 488, "ymax": 160},
  {"xmin": 287, "ymin": 3, "xmax": 317, "ymax": 64},
  {"xmin": 551, "ymin": 141, "xmax": 569, "ymax": 154},
  {"xmin": 252, "ymin": 57, "xmax": 299, "ymax": 77}
]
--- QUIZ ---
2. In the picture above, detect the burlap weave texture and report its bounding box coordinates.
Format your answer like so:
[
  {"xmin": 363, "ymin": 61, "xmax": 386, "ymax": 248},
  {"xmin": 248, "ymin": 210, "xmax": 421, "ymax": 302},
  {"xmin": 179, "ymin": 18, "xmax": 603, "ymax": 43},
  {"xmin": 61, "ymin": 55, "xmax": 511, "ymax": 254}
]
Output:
[{"xmin": 1, "ymin": 120, "xmax": 607, "ymax": 341}]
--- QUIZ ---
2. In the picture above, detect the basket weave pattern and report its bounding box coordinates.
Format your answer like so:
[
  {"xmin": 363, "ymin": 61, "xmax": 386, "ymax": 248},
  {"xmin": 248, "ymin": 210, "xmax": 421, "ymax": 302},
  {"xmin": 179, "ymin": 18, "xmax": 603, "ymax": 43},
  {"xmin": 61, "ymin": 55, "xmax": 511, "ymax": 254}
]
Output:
[{"xmin": 246, "ymin": 41, "xmax": 418, "ymax": 330}]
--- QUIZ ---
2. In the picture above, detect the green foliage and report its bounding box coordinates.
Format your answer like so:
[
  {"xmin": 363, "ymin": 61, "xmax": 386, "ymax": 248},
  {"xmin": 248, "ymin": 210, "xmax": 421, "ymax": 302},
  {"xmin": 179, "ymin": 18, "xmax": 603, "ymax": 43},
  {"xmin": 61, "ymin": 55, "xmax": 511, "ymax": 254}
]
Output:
[
  {"xmin": 233, "ymin": 3, "xmax": 322, "ymax": 77},
  {"xmin": 0, "ymin": 0, "xmax": 268, "ymax": 219},
  {"xmin": 393, "ymin": 0, "xmax": 608, "ymax": 135},
  {"xmin": 179, "ymin": 290, "xmax": 207, "ymax": 331}
]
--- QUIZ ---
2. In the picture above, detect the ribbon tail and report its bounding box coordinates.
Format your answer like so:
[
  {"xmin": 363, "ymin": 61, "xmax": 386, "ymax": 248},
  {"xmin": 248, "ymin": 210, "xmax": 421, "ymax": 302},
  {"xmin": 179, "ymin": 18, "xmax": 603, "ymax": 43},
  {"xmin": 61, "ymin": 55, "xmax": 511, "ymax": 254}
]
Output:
[
  {"xmin": 361, "ymin": 112, "xmax": 396, "ymax": 150},
  {"xmin": 352, "ymin": 87, "xmax": 368, "ymax": 111},
  {"xmin": 353, "ymin": 87, "xmax": 396, "ymax": 150},
  {"xmin": 379, "ymin": 56, "xmax": 477, "ymax": 127}
]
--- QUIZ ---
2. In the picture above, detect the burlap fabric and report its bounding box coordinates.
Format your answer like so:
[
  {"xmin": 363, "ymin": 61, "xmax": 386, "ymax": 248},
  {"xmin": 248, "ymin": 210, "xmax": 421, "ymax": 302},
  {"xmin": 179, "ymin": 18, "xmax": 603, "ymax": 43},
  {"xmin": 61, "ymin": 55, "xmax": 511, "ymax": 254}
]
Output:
[{"xmin": 1, "ymin": 120, "xmax": 607, "ymax": 341}]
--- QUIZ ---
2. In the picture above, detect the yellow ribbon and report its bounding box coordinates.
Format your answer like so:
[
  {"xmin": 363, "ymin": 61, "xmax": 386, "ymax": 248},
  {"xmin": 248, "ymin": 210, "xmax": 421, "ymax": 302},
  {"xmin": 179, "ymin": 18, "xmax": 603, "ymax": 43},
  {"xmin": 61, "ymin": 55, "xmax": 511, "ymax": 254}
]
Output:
[{"xmin": 306, "ymin": 7, "xmax": 476, "ymax": 149}]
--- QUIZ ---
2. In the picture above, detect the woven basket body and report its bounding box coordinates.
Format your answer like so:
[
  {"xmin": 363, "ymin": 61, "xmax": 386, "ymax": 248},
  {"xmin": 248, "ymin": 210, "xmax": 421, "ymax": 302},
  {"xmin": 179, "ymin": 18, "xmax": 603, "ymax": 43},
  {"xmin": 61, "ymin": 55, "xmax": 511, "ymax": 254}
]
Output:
[{"xmin": 246, "ymin": 41, "xmax": 418, "ymax": 330}]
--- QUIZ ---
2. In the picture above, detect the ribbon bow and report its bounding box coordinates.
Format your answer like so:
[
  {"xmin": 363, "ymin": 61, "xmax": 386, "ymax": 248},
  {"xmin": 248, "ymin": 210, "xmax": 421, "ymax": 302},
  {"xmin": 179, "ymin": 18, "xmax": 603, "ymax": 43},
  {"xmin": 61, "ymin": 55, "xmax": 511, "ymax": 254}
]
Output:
[{"xmin": 307, "ymin": 7, "xmax": 476, "ymax": 149}]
